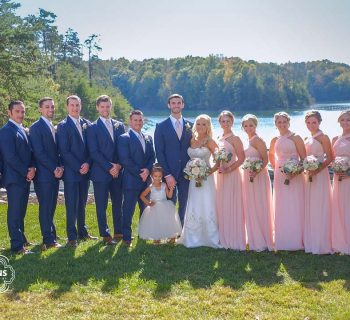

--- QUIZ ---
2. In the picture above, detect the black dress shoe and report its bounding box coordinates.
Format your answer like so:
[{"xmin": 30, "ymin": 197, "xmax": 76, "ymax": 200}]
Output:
[{"xmin": 66, "ymin": 240, "xmax": 78, "ymax": 248}]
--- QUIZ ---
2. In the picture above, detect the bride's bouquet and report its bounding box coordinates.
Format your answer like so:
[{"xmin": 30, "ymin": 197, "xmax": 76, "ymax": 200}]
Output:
[
  {"xmin": 184, "ymin": 158, "xmax": 209, "ymax": 187},
  {"xmin": 303, "ymin": 155, "xmax": 322, "ymax": 182},
  {"xmin": 281, "ymin": 159, "xmax": 303, "ymax": 185},
  {"xmin": 332, "ymin": 156, "xmax": 350, "ymax": 181},
  {"xmin": 213, "ymin": 147, "xmax": 232, "ymax": 164},
  {"xmin": 241, "ymin": 157, "xmax": 263, "ymax": 182}
]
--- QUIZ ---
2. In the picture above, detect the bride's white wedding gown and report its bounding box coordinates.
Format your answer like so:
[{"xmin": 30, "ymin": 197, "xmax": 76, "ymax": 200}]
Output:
[{"xmin": 178, "ymin": 147, "xmax": 221, "ymax": 248}]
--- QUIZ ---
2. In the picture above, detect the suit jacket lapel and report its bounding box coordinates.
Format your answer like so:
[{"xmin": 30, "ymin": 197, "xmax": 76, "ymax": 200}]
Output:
[
  {"xmin": 67, "ymin": 116, "xmax": 84, "ymax": 144},
  {"xmin": 180, "ymin": 118, "xmax": 190, "ymax": 143},
  {"xmin": 97, "ymin": 118, "xmax": 114, "ymax": 145},
  {"xmin": 39, "ymin": 117, "xmax": 56, "ymax": 144},
  {"xmin": 8, "ymin": 121, "xmax": 28, "ymax": 145},
  {"xmin": 129, "ymin": 129, "xmax": 144, "ymax": 154},
  {"xmin": 166, "ymin": 117, "xmax": 181, "ymax": 142}
]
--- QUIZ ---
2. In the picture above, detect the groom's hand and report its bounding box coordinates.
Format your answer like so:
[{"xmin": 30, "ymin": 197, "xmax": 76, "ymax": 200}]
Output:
[
  {"xmin": 165, "ymin": 175, "xmax": 176, "ymax": 189},
  {"xmin": 139, "ymin": 168, "xmax": 149, "ymax": 182}
]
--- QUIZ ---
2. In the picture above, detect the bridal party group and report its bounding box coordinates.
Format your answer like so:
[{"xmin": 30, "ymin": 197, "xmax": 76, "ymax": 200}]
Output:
[{"xmin": 0, "ymin": 93, "xmax": 349, "ymax": 256}]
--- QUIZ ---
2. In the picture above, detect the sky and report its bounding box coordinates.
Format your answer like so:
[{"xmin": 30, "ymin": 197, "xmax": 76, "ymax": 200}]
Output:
[{"xmin": 17, "ymin": 0, "xmax": 350, "ymax": 64}]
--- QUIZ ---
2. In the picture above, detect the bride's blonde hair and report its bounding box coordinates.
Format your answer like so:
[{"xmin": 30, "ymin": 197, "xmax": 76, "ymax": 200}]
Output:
[{"xmin": 193, "ymin": 114, "xmax": 213, "ymax": 138}]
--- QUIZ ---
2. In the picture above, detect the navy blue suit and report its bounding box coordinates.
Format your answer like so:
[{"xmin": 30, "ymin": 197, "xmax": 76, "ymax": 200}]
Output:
[
  {"xmin": 87, "ymin": 118, "xmax": 125, "ymax": 238},
  {"xmin": 118, "ymin": 130, "xmax": 155, "ymax": 241},
  {"xmin": 154, "ymin": 117, "xmax": 192, "ymax": 224},
  {"xmin": 57, "ymin": 116, "xmax": 92, "ymax": 241},
  {"xmin": 0, "ymin": 121, "xmax": 33, "ymax": 252},
  {"xmin": 30, "ymin": 117, "xmax": 60, "ymax": 245},
  {"xmin": 0, "ymin": 149, "xmax": 3, "ymax": 188}
]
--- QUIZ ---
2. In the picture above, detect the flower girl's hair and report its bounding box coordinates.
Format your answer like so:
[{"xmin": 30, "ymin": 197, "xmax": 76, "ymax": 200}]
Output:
[
  {"xmin": 193, "ymin": 114, "xmax": 213, "ymax": 138},
  {"xmin": 151, "ymin": 163, "xmax": 164, "ymax": 175}
]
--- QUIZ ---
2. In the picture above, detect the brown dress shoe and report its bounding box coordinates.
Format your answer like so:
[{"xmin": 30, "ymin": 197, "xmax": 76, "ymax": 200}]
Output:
[
  {"xmin": 103, "ymin": 236, "xmax": 117, "ymax": 245},
  {"xmin": 23, "ymin": 241, "xmax": 34, "ymax": 247},
  {"xmin": 17, "ymin": 248, "xmax": 34, "ymax": 255},
  {"xmin": 113, "ymin": 233, "xmax": 123, "ymax": 241},
  {"xmin": 45, "ymin": 242, "xmax": 62, "ymax": 249},
  {"xmin": 66, "ymin": 240, "xmax": 78, "ymax": 248},
  {"xmin": 79, "ymin": 234, "xmax": 98, "ymax": 241},
  {"xmin": 122, "ymin": 240, "xmax": 132, "ymax": 247}
]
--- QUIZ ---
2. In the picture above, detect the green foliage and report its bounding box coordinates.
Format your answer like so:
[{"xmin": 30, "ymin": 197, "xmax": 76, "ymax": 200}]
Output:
[
  {"xmin": 0, "ymin": 1, "xmax": 131, "ymax": 127},
  {"xmin": 111, "ymin": 56, "xmax": 350, "ymax": 112}
]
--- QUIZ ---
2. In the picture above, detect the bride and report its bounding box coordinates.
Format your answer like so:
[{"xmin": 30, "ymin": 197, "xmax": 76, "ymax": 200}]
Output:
[{"xmin": 178, "ymin": 114, "xmax": 221, "ymax": 248}]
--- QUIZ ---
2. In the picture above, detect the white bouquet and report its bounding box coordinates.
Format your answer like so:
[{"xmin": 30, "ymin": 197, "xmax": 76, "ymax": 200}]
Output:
[
  {"xmin": 332, "ymin": 156, "xmax": 350, "ymax": 181},
  {"xmin": 303, "ymin": 155, "xmax": 322, "ymax": 182},
  {"xmin": 281, "ymin": 159, "xmax": 303, "ymax": 185},
  {"xmin": 184, "ymin": 158, "xmax": 209, "ymax": 187},
  {"xmin": 241, "ymin": 157, "xmax": 263, "ymax": 182},
  {"xmin": 213, "ymin": 147, "xmax": 232, "ymax": 164}
]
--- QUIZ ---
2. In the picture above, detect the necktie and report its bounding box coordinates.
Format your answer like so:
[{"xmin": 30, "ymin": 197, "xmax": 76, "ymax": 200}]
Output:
[
  {"xmin": 76, "ymin": 120, "xmax": 83, "ymax": 141},
  {"xmin": 138, "ymin": 133, "xmax": 145, "ymax": 152},
  {"xmin": 105, "ymin": 120, "xmax": 114, "ymax": 141},
  {"xmin": 175, "ymin": 119, "xmax": 182, "ymax": 139},
  {"xmin": 19, "ymin": 125, "xmax": 28, "ymax": 143},
  {"xmin": 49, "ymin": 122, "xmax": 56, "ymax": 142}
]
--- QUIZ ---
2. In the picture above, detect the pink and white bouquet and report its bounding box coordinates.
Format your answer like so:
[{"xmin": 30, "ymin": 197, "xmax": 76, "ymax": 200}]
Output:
[
  {"xmin": 184, "ymin": 158, "xmax": 209, "ymax": 187},
  {"xmin": 303, "ymin": 155, "xmax": 322, "ymax": 182},
  {"xmin": 213, "ymin": 147, "xmax": 232, "ymax": 164},
  {"xmin": 281, "ymin": 159, "xmax": 303, "ymax": 185},
  {"xmin": 241, "ymin": 157, "xmax": 263, "ymax": 182},
  {"xmin": 332, "ymin": 156, "xmax": 350, "ymax": 181}
]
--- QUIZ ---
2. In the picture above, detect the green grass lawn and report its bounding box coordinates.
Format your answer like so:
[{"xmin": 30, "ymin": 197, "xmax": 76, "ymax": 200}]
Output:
[{"xmin": 0, "ymin": 203, "xmax": 349, "ymax": 319}]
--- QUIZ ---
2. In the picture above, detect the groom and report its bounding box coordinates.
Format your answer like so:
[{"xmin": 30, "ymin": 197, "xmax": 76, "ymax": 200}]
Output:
[{"xmin": 154, "ymin": 94, "xmax": 192, "ymax": 225}]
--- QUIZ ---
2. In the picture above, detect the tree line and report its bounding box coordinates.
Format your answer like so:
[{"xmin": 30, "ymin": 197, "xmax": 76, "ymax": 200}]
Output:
[
  {"xmin": 0, "ymin": 0, "xmax": 131, "ymax": 127},
  {"xmin": 109, "ymin": 56, "xmax": 350, "ymax": 112}
]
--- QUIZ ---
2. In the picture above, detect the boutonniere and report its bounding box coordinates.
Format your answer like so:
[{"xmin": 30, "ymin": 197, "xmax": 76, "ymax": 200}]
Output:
[
  {"xmin": 185, "ymin": 122, "xmax": 192, "ymax": 132},
  {"xmin": 114, "ymin": 122, "xmax": 120, "ymax": 129},
  {"xmin": 82, "ymin": 123, "xmax": 87, "ymax": 130},
  {"xmin": 144, "ymin": 134, "xmax": 151, "ymax": 142},
  {"xmin": 23, "ymin": 127, "xmax": 30, "ymax": 135},
  {"xmin": 54, "ymin": 125, "xmax": 58, "ymax": 133}
]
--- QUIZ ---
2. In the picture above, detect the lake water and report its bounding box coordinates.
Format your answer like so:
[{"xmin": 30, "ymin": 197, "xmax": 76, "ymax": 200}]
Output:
[{"xmin": 143, "ymin": 103, "xmax": 350, "ymax": 145}]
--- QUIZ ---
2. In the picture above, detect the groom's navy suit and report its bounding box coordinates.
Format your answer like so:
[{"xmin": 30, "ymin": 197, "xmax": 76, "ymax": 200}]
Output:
[
  {"xmin": 57, "ymin": 116, "xmax": 91, "ymax": 241},
  {"xmin": 118, "ymin": 130, "xmax": 155, "ymax": 241},
  {"xmin": 87, "ymin": 118, "xmax": 125, "ymax": 238},
  {"xmin": 154, "ymin": 117, "xmax": 192, "ymax": 224},
  {"xmin": 30, "ymin": 117, "xmax": 60, "ymax": 245},
  {"xmin": 0, "ymin": 121, "xmax": 33, "ymax": 252}
]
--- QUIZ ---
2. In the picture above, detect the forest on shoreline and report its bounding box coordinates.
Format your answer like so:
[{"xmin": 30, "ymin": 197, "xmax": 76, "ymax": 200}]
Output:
[{"xmin": 1, "ymin": 0, "xmax": 350, "ymax": 127}]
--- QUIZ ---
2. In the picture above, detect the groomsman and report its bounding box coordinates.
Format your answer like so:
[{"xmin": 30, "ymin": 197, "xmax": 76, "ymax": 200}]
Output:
[
  {"xmin": 87, "ymin": 95, "xmax": 125, "ymax": 245},
  {"xmin": 0, "ymin": 100, "xmax": 35, "ymax": 254},
  {"xmin": 57, "ymin": 95, "xmax": 96, "ymax": 247},
  {"xmin": 30, "ymin": 97, "xmax": 63, "ymax": 249},
  {"xmin": 154, "ymin": 94, "xmax": 192, "ymax": 225},
  {"xmin": 118, "ymin": 110, "xmax": 155, "ymax": 246}
]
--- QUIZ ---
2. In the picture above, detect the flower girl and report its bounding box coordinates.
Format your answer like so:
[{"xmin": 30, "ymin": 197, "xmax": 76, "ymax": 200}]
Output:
[{"xmin": 138, "ymin": 164, "xmax": 182, "ymax": 244}]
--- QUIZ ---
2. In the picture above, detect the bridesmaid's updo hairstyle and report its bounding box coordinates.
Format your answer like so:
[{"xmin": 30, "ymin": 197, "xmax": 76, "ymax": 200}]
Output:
[
  {"xmin": 241, "ymin": 114, "xmax": 258, "ymax": 127},
  {"xmin": 218, "ymin": 110, "xmax": 234, "ymax": 123},
  {"xmin": 305, "ymin": 110, "xmax": 322, "ymax": 123},
  {"xmin": 151, "ymin": 163, "xmax": 164, "ymax": 175},
  {"xmin": 338, "ymin": 109, "xmax": 350, "ymax": 122},
  {"xmin": 274, "ymin": 111, "xmax": 290, "ymax": 123},
  {"xmin": 193, "ymin": 114, "xmax": 213, "ymax": 138}
]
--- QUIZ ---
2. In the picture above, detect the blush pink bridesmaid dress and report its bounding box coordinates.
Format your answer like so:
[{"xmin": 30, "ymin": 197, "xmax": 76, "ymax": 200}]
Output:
[
  {"xmin": 215, "ymin": 133, "xmax": 246, "ymax": 250},
  {"xmin": 332, "ymin": 133, "xmax": 350, "ymax": 254},
  {"xmin": 242, "ymin": 135, "xmax": 274, "ymax": 251},
  {"xmin": 273, "ymin": 133, "xmax": 305, "ymax": 251},
  {"xmin": 304, "ymin": 131, "xmax": 332, "ymax": 254}
]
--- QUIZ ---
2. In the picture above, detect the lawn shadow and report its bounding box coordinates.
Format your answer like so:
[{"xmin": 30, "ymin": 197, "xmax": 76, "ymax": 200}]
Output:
[{"xmin": 4, "ymin": 240, "xmax": 350, "ymax": 299}]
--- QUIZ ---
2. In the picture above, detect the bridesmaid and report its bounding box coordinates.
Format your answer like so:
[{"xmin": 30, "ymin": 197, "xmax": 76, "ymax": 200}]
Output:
[
  {"xmin": 215, "ymin": 111, "xmax": 246, "ymax": 250},
  {"xmin": 331, "ymin": 110, "xmax": 350, "ymax": 254},
  {"xmin": 241, "ymin": 114, "xmax": 274, "ymax": 251},
  {"xmin": 304, "ymin": 111, "xmax": 332, "ymax": 254},
  {"xmin": 269, "ymin": 112, "xmax": 306, "ymax": 251}
]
